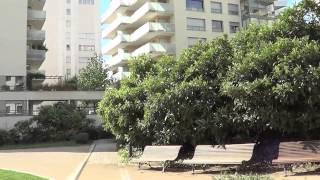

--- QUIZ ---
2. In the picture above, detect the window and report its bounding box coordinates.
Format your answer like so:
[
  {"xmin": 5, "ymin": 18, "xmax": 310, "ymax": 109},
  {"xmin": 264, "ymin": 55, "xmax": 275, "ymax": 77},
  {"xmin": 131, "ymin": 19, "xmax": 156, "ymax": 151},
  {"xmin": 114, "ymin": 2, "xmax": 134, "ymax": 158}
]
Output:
[
  {"xmin": 228, "ymin": 3, "xmax": 239, "ymax": 15},
  {"xmin": 66, "ymin": 0, "xmax": 71, "ymax": 4},
  {"xmin": 66, "ymin": 56, "xmax": 71, "ymax": 63},
  {"xmin": 5, "ymin": 76, "xmax": 11, "ymax": 81},
  {"xmin": 212, "ymin": 20, "xmax": 224, "ymax": 32},
  {"xmin": 66, "ymin": 9, "xmax": 71, "ymax": 15},
  {"xmin": 188, "ymin": 37, "xmax": 206, "ymax": 47},
  {"xmin": 186, "ymin": 0, "xmax": 204, "ymax": 12},
  {"xmin": 16, "ymin": 104, "xmax": 23, "ymax": 114},
  {"xmin": 5, "ymin": 106, "xmax": 10, "ymax": 114},
  {"xmin": 79, "ymin": 33, "xmax": 95, "ymax": 40},
  {"xmin": 79, "ymin": 45, "xmax": 95, "ymax": 51},
  {"xmin": 187, "ymin": 18, "xmax": 206, "ymax": 31},
  {"xmin": 66, "ymin": 44, "xmax": 71, "ymax": 50},
  {"xmin": 211, "ymin": 2, "xmax": 222, "ymax": 14},
  {"xmin": 66, "ymin": 68, "xmax": 71, "ymax": 79},
  {"xmin": 79, "ymin": 0, "xmax": 94, "ymax": 5},
  {"xmin": 79, "ymin": 57, "xmax": 90, "ymax": 63},
  {"xmin": 66, "ymin": 20, "xmax": 71, "ymax": 28},
  {"xmin": 229, "ymin": 22, "xmax": 240, "ymax": 33}
]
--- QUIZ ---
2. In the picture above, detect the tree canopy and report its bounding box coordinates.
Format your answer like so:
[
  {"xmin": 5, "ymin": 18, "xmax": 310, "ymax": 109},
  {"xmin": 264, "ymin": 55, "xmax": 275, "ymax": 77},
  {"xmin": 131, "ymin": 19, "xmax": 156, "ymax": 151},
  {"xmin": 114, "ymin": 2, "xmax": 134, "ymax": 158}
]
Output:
[
  {"xmin": 99, "ymin": 0, "xmax": 320, "ymax": 147},
  {"xmin": 78, "ymin": 55, "xmax": 110, "ymax": 90}
]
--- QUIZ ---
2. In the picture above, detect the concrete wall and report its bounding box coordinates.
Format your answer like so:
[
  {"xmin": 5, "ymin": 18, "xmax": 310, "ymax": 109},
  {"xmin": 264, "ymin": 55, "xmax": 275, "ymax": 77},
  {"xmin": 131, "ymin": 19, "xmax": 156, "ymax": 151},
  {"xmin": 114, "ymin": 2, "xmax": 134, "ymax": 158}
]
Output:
[
  {"xmin": 0, "ymin": 91, "xmax": 104, "ymax": 101},
  {"xmin": 0, "ymin": 0, "xmax": 27, "ymax": 77},
  {"xmin": 0, "ymin": 115, "xmax": 102, "ymax": 130},
  {"xmin": 0, "ymin": 116, "xmax": 32, "ymax": 130}
]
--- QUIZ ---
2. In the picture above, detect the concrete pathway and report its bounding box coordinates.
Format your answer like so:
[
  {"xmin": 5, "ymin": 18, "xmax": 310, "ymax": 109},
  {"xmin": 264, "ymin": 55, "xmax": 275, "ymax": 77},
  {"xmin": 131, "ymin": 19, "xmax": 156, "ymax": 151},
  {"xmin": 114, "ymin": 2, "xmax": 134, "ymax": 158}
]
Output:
[
  {"xmin": 79, "ymin": 140, "xmax": 211, "ymax": 180},
  {"xmin": 0, "ymin": 145, "xmax": 91, "ymax": 180}
]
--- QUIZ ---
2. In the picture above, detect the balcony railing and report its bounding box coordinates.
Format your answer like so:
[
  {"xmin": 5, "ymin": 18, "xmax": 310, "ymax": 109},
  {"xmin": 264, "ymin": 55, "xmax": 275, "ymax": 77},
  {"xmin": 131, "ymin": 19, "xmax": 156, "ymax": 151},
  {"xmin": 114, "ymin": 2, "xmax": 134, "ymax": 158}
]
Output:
[
  {"xmin": 108, "ymin": 52, "xmax": 131, "ymax": 67},
  {"xmin": 102, "ymin": 2, "xmax": 173, "ymax": 39},
  {"xmin": 101, "ymin": 0, "xmax": 137, "ymax": 23},
  {"xmin": 27, "ymin": 30, "xmax": 45, "ymax": 41},
  {"xmin": 27, "ymin": 10, "xmax": 46, "ymax": 21},
  {"xmin": 132, "ymin": 43, "xmax": 175, "ymax": 57},
  {"xmin": 27, "ymin": 49, "xmax": 46, "ymax": 61}
]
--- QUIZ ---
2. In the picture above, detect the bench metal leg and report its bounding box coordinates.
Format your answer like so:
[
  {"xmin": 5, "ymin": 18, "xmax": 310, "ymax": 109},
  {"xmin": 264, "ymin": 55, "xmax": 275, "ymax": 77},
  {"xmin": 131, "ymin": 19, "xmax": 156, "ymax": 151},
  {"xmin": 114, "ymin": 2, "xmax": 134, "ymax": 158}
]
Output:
[
  {"xmin": 138, "ymin": 162, "xmax": 141, "ymax": 169},
  {"xmin": 148, "ymin": 163, "xmax": 152, "ymax": 168},
  {"xmin": 192, "ymin": 165, "xmax": 195, "ymax": 174},
  {"xmin": 284, "ymin": 165, "xmax": 288, "ymax": 177},
  {"xmin": 162, "ymin": 161, "xmax": 167, "ymax": 173}
]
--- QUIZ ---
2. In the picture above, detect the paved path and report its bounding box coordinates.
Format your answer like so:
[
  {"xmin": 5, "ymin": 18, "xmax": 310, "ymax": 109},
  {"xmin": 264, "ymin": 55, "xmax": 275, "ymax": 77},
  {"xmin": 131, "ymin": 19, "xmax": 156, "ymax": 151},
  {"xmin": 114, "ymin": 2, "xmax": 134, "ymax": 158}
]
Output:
[
  {"xmin": 79, "ymin": 140, "xmax": 211, "ymax": 180},
  {"xmin": 0, "ymin": 145, "xmax": 90, "ymax": 180}
]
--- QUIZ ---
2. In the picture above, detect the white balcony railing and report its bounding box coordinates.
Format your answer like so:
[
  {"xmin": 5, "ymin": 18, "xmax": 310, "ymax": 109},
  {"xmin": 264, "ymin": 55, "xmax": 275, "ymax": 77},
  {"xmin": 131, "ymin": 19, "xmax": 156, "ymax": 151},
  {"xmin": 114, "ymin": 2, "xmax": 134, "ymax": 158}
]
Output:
[
  {"xmin": 27, "ymin": 30, "xmax": 45, "ymax": 41},
  {"xmin": 108, "ymin": 52, "xmax": 131, "ymax": 67},
  {"xmin": 27, "ymin": 10, "xmax": 46, "ymax": 21},
  {"xmin": 113, "ymin": 71, "xmax": 131, "ymax": 80},
  {"xmin": 101, "ymin": 0, "xmax": 137, "ymax": 24},
  {"xmin": 103, "ymin": 22, "xmax": 174, "ymax": 55},
  {"xmin": 27, "ymin": 49, "xmax": 46, "ymax": 61},
  {"xmin": 102, "ymin": 2, "xmax": 173, "ymax": 38},
  {"xmin": 132, "ymin": 43, "xmax": 175, "ymax": 57}
]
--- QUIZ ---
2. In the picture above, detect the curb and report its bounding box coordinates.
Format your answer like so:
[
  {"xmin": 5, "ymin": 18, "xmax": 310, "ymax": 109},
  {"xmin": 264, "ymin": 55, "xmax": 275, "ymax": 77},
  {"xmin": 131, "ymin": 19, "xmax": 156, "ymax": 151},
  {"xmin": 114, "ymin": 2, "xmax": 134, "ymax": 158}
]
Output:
[{"xmin": 68, "ymin": 143, "xmax": 96, "ymax": 180}]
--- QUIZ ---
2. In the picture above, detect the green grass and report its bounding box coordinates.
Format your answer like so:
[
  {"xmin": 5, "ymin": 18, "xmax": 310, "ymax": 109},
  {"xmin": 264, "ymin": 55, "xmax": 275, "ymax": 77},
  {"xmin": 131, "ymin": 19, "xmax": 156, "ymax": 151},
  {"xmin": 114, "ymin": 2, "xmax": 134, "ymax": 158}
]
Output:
[
  {"xmin": 213, "ymin": 174, "xmax": 273, "ymax": 180},
  {"xmin": 0, "ymin": 169, "xmax": 47, "ymax": 180},
  {"xmin": 0, "ymin": 141, "xmax": 84, "ymax": 150}
]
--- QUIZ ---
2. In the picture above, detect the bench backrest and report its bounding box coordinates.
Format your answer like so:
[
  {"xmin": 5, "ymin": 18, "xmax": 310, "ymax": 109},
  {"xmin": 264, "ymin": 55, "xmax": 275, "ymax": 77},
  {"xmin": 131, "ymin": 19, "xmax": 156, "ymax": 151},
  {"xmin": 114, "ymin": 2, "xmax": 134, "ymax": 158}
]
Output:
[
  {"xmin": 192, "ymin": 143, "xmax": 255, "ymax": 162},
  {"xmin": 276, "ymin": 140, "xmax": 320, "ymax": 161},
  {"xmin": 141, "ymin": 146, "xmax": 182, "ymax": 161}
]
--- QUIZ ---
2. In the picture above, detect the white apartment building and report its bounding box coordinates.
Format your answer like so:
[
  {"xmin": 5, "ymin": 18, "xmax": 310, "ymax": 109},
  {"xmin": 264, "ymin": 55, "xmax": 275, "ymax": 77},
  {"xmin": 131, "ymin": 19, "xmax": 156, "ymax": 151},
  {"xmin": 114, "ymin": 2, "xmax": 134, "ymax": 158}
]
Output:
[
  {"xmin": 0, "ymin": 0, "xmax": 104, "ymax": 130},
  {"xmin": 40, "ymin": 0, "xmax": 101, "ymax": 82},
  {"xmin": 0, "ymin": 0, "xmax": 47, "ymax": 112},
  {"xmin": 101, "ymin": 0, "xmax": 287, "ymax": 79}
]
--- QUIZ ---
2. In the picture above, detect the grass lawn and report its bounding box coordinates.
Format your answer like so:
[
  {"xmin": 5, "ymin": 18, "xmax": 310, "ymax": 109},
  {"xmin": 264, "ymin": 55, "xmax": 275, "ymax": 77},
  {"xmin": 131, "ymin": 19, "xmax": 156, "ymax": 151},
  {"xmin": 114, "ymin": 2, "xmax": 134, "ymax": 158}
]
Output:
[
  {"xmin": 0, "ymin": 141, "xmax": 85, "ymax": 150},
  {"xmin": 0, "ymin": 169, "xmax": 47, "ymax": 180}
]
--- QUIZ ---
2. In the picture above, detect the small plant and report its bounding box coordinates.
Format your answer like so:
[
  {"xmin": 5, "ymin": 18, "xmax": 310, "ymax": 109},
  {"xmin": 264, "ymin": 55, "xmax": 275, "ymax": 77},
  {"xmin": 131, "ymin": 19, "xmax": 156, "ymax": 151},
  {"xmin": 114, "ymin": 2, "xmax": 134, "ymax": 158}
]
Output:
[
  {"xmin": 74, "ymin": 133, "xmax": 89, "ymax": 144},
  {"xmin": 118, "ymin": 148, "xmax": 131, "ymax": 164},
  {"xmin": 213, "ymin": 173, "xmax": 273, "ymax": 180}
]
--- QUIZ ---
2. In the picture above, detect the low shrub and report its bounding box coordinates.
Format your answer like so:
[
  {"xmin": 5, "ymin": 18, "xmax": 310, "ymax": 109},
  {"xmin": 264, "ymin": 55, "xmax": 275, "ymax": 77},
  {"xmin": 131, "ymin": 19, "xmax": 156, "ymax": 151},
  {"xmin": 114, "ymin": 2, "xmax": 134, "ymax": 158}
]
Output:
[
  {"xmin": 0, "ymin": 130, "xmax": 11, "ymax": 146},
  {"xmin": 74, "ymin": 132, "xmax": 89, "ymax": 144},
  {"xmin": 118, "ymin": 148, "xmax": 131, "ymax": 164}
]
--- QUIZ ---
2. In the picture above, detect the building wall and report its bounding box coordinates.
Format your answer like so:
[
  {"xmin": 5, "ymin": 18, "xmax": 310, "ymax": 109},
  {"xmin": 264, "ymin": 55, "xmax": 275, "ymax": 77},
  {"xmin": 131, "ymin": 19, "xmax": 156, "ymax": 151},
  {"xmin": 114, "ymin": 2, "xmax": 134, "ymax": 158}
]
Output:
[
  {"xmin": 173, "ymin": 0, "xmax": 241, "ymax": 55},
  {"xmin": 41, "ymin": 0, "xmax": 101, "ymax": 83},
  {"xmin": 0, "ymin": 0, "xmax": 27, "ymax": 77}
]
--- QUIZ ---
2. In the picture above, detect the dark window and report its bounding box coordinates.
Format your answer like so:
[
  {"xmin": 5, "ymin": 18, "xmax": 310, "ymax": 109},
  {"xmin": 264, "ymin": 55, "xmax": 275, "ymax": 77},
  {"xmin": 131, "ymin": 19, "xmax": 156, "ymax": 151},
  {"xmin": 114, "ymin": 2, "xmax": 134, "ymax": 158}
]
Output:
[
  {"xmin": 230, "ymin": 22, "xmax": 240, "ymax": 33},
  {"xmin": 211, "ymin": 2, "xmax": 222, "ymax": 14},
  {"xmin": 186, "ymin": 0, "xmax": 204, "ymax": 12},
  {"xmin": 228, "ymin": 3, "xmax": 239, "ymax": 15},
  {"xmin": 187, "ymin": 18, "xmax": 206, "ymax": 31},
  {"xmin": 5, "ymin": 76, "xmax": 11, "ymax": 81},
  {"xmin": 212, "ymin": 20, "xmax": 224, "ymax": 32}
]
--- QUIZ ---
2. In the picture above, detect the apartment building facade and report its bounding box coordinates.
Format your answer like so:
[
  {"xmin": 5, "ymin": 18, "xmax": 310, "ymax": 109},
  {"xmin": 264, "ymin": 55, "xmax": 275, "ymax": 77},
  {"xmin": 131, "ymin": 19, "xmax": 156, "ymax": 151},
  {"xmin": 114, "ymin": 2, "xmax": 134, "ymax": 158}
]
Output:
[
  {"xmin": 40, "ymin": 0, "xmax": 101, "ymax": 82},
  {"xmin": 101, "ymin": 0, "xmax": 287, "ymax": 79},
  {"xmin": 0, "ymin": 0, "xmax": 47, "ymax": 114},
  {"xmin": 0, "ymin": 0, "xmax": 104, "ymax": 130}
]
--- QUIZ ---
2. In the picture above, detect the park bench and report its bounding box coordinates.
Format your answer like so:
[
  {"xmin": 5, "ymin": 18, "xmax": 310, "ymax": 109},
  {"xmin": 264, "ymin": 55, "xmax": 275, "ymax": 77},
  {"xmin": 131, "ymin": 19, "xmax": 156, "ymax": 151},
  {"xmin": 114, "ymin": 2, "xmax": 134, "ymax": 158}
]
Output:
[
  {"xmin": 132, "ymin": 145, "xmax": 182, "ymax": 172},
  {"xmin": 182, "ymin": 143, "xmax": 255, "ymax": 173},
  {"xmin": 272, "ymin": 140, "xmax": 320, "ymax": 176}
]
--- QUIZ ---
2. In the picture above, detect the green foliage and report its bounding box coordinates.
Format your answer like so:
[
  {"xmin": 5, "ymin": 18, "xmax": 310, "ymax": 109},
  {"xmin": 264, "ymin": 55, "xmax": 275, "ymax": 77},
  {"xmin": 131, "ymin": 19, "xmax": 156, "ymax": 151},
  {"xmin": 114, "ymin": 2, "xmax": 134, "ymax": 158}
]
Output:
[
  {"xmin": 78, "ymin": 55, "xmax": 110, "ymax": 90},
  {"xmin": 0, "ymin": 130, "xmax": 11, "ymax": 146},
  {"xmin": 118, "ymin": 148, "xmax": 131, "ymax": 164},
  {"xmin": 0, "ymin": 169, "xmax": 47, "ymax": 180},
  {"xmin": 73, "ymin": 132, "xmax": 89, "ymax": 144}
]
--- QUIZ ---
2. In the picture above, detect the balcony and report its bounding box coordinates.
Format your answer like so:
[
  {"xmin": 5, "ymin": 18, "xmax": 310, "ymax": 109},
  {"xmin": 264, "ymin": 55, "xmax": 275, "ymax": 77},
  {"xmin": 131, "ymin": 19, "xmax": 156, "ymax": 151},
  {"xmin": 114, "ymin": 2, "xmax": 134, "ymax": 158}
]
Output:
[
  {"xmin": 132, "ymin": 43, "xmax": 175, "ymax": 57},
  {"xmin": 101, "ymin": 0, "xmax": 137, "ymax": 24},
  {"xmin": 28, "ymin": 0, "xmax": 46, "ymax": 10},
  {"xmin": 27, "ymin": 29, "xmax": 45, "ymax": 42},
  {"xmin": 102, "ymin": 2, "xmax": 173, "ymax": 39},
  {"xmin": 108, "ymin": 52, "xmax": 131, "ymax": 68},
  {"xmin": 103, "ymin": 22, "xmax": 175, "ymax": 55},
  {"xmin": 27, "ymin": 10, "xmax": 46, "ymax": 29},
  {"xmin": 27, "ymin": 49, "xmax": 46, "ymax": 62},
  {"xmin": 113, "ymin": 71, "xmax": 130, "ymax": 80}
]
